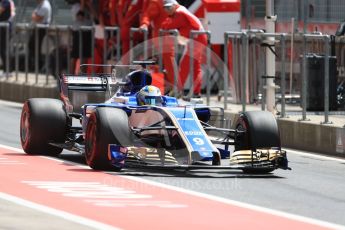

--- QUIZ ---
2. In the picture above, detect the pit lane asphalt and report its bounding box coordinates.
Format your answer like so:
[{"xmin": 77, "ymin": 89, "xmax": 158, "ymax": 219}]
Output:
[{"xmin": 1, "ymin": 100, "xmax": 345, "ymax": 228}]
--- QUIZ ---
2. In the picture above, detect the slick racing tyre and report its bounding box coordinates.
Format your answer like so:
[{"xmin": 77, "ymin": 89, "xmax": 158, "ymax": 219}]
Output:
[
  {"xmin": 85, "ymin": 107, "xmax": 132, "ymax": 170},
  {"xmin": 20, "ymin": 98, "xmax": 67, "ymax": 156},
  {"xmin": 235, "ymin": 111, "xmax": 281, "ymax": 174}
]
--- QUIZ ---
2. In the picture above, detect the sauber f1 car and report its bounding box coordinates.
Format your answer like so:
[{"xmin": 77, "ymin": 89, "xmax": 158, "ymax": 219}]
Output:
[{"xmin": 20, "ymin": 61, "xmax": 290, "ymax": 173}]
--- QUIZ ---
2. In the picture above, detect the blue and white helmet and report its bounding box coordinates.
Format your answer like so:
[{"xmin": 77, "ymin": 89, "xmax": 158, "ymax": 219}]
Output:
[{"xmin": 137, "ymin": 85, "xmax": 163, "ymax": 106}]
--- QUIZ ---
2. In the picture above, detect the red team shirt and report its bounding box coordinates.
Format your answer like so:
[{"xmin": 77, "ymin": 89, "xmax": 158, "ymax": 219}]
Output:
[
  {"xmin": 161, "ymin": 5, "xmax": 207, "ymax": 95},
  {"xmin": 161, "ymin": 5, "xmax": 206, "ymax": 40}
]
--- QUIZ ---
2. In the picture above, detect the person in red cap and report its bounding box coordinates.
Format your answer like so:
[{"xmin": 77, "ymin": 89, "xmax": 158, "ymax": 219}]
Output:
[{"xmin": 161, "ymin": 0, "xmax": 207, "ymax": 98}]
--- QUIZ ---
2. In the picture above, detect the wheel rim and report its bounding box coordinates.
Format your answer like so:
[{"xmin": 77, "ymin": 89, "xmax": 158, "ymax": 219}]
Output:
[
  {"xmin": 237, "ymin": 117, "xmax": 248, "ymax": 132},
  {"xmin": 86, "ymin": 120, "xmax": 97, "ymax": 160},
  {"xmin": 20, "ymin": 110, "xmax": 30, "ymax": 144},
  {"xmin": 235, "ymin": 117, "xmax": 250, "ymax": 151}
]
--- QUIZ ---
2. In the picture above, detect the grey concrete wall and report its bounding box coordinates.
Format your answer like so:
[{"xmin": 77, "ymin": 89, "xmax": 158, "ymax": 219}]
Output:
[
  {"xmin": 224, "ymin": 110, "xmax": 345, "ymax": 158},
  {"xmin": 0, "ymin": 81, "xmax": 59, "ymax": 103},
  {"xmin": 278, "ymin": 119, "xmax": 341, "ymax": 157}
]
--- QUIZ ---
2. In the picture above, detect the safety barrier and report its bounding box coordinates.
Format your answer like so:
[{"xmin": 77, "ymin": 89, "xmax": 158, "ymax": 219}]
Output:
[
  {"xmin": 0, "ymin": 23, "xmax": 122, "ymax": 83},
  {"xmin": 301, "ymin": 34, "xmax": 332, "ymax": 124},
  {"xmin": 0, "ymin": 22, "xmax": 341, "ymax": 124},
  {"xmin": 224, "ymin": 31, "xmax": 248, "ymax": 111},
  {"xmin": 223, "ymin": 30, "xmax": 337, "ymax": 123}
]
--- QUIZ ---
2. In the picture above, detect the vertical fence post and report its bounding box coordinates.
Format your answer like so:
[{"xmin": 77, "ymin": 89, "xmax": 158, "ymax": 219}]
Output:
[
  {"xmin": 5, "ymin": 22, "xmax": 10, "ymax": 79},
  {"xmin": 232, "ymin": 36, "xmax": 238, "ymax": 103},
  {"xmin": 159, "ymin": 29, "xmax": 179, "ymax": 94},
  {"xmin": 251, "ymin": 34, "xmax": 256, "ymax": 103},
  {"xmin": 25, "ymin": 24, "xmax": 30, "ymax": 83},
  {"xmin": 301, "ymin": 34, "xmax": 308, "ymax": 121},
  {"xmin": 67, "ymin": 26, "xmax": 71, "ymax": 74},
  {"xmin": 91, "ymin": 26, "xmax": 95, "ymax": 74},
  {"xmin": 78, "ymin": 27, "xmax": 82, "ymax": 73},
  {"xmin": 223, "ymin": 33, "xmax": 228, "ymax": 110},
  {"xmin": 289, "ymin": 18, "xmax": 295, "ymax": 95},
  {"xmin": 143, "ymin": 28, "xmax": 148, "ymax": 60},
  {"xmin": 158, "ymin": 29, "xmax": 163, "ymax": 72},
  {"xmin": 129, "ymin": 28, "xmax": 134, "ymax": 64},
  {"xmin": 259, "ymin": 38, "xmax": 265, "ymax": 111},
  {"xmin": 206, "ymin": 31, "xmax": 211, "ymax": 106},
  {"xmin": 241, "ymin": 32, "xmax": 249, "ymax": 112},
  {"xmin": 103, "ymin": 26, "xmax": 107, "ymax": 65},
  {"xmin": 55, "ymin": 26, "xmax": 60, "ymax": 78},
  {"xmin": 15, "ymin": 24, "xmax": 19, "ymax": 81},
  {"xmin": 45, "ymin": 25, "xmax": 49, "ymax": 84},
  {"xmin": 224, "ymin": 31, "xmax": 247, "ymax": 109},
  {"xmin": 189, "ymin": 31, "xmax": 194, "ymax": 98},
  {"xmin": 280, "ymin": 34, "xmax": 287, "ymax": 118},
  {"xmin": 104, "ymin": 26, "xmax": 120, "ymax": 64},
  {"xmin": 188, "ymin": 30, "xmax": 211, "ymax": 99},
  {"xmin": 35, "ymin": 25, "xmax": 39, "ymax": 83},
  {"xmin": 116, "ymin": 27, "xmax": 120, "ymax": 62},
  {"xmin": 323, "ymin": 35, "xmax": 331, "ymax": 124},
  {"xmin": 234, "ymin": 37, "xmax": 240, "ymax": 103},
  {"xmin": 130, "ymin": 27, "xmax": 148, "ymax": 63},
  {"xmin": 173, "ymin": 30, "xmax": 179, "ymax": 96}
]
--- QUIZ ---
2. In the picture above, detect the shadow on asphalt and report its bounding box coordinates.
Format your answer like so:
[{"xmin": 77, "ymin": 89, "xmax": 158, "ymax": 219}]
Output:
[
  {"xmin": 8, "ymin": 152, "xmax": 285, "ymax": 179},
  {"xmin": 105, "ymin": 169, "xmax": 284, "ymax": 179}
]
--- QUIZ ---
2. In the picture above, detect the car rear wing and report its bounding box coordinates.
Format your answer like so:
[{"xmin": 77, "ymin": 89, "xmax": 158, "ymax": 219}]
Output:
[
  {"xmin": 59, "ymin": 74, "xmax": 117, "ymax": 113},
  {"xmin": 65, "ymin": 61, "xmax": 156, "ymax": 91},
  {"xmin": 62, "ymin": 74, "xmax": 112, "ymax": 92}
]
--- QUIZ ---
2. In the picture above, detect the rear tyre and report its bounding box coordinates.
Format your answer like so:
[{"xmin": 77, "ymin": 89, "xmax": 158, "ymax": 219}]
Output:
[
  {"xmin": 85, "ymin": 107, "xmax": 132, "ymax": 170},
  {"xmin": 20, "ymin": 98, "xmax": 67, "ymax": 155},
  {"xmin": 234, "ymin": 111, "xmax": 281, "ymax": 174}
]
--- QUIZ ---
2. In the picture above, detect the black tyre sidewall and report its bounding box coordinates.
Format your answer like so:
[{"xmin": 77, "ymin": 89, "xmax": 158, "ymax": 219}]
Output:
[
  {"xmin": 235, "ymin": 111, "xmax": 281, "ymax": 151},
  {"xmin": 20, "ymin": 98, "xmax": 67, "ymax": 155},
  {"xmin": 85, "ymin": 107, "xmax": 132, "ymax": 170}
]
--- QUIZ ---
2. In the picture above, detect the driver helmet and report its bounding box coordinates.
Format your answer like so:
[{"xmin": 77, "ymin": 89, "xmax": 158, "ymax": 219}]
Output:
[{"xmin": 137, "ymin": 85, "xmax": 163, "ymax": 106}]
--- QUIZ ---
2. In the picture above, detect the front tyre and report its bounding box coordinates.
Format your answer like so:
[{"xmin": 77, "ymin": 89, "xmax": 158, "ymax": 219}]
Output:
[
  {"xmin": 20, "ymin": 98, "xmax": 67, "ymax": 155},
  {"xmin": 85, "ymin": 107, "xmax": 132, "ymax": 170},
  {"xmin": 235, "ymin": 111, "xmax": 281, "ymax": 174}
]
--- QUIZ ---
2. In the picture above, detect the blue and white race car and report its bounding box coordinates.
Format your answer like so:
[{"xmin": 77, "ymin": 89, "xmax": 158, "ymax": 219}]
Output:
[{"xmin": 20, "ymin": 61, "xmax": 289, "ymax": 173}]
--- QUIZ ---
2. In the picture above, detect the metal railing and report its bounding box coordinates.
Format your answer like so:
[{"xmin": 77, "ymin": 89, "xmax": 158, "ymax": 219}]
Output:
[
  {"xmin": 223, "ymin": 30, "xmax": 337, "ymax": 123},
  {"xmin": 103, "ymin": 26, "xmax": 121, "ymax": 64},
  {"xmin": 301, "ymin": 34, "xmax": 332, "ymax": 124},
  {"xmin": 0, "ymin": 23, "xmax": 122, "ymax": 84},
  {"xmin": 0, "ymin": 22, "xmax": 342, "ymax": 124},
  {"xmin": 224, "ymin": 31, "xmax": 248, "ymax": 110},
  {"xmin": 130, "ymin": 27, "xmax": 148, "ymax": 63},
  {"xmin": 0, "ymin": 22, "xmax": 10, "ymax": 79}
]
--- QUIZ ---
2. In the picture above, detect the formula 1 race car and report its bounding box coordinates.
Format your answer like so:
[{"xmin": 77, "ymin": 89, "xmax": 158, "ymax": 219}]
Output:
[{"xmin": 20, "ymin": 61, "xmax": 289, "ymax": 174}]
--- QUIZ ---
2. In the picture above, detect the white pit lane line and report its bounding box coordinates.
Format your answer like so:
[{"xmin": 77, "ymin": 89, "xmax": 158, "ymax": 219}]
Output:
[
  {"xmin": 0, "ymin": 193, "xmax": 120, "ymax": 230},
  {"xmin": 1, "ymin": 144, "xmax": 345, "ymax": 230},
  {"xmin": 284, "ymin": 148, "xmax": 345, "ymax": 163}
]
